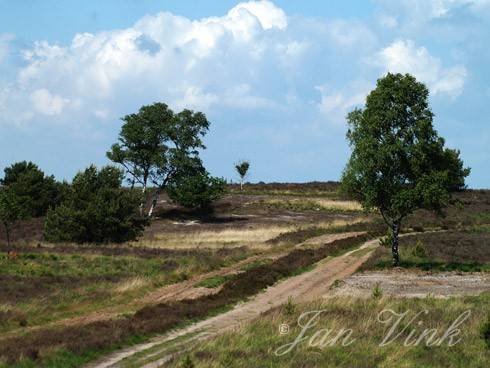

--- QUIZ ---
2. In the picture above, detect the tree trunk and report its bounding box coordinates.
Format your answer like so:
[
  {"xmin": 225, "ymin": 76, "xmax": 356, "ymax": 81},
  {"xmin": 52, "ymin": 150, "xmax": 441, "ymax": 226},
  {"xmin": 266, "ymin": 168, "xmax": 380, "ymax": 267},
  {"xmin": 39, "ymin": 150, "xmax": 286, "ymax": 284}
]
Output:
[
  {"xmin": 240, "ymin": 179, "xmax": 243, "ymax": 191},
  {"xmin": 391, "ymin": 221, "xmax": 400, "ymax": 267},
  {"xmin": 139, "ymin": 183, "xmax": 147, "ymax": 216},
  {"xmin": 5, "ymin": 224, "xmax": 11, "ymax": 254},
  {"xmin": 148, "ymin": 189, "xmax": 159, "ymax": 217}
]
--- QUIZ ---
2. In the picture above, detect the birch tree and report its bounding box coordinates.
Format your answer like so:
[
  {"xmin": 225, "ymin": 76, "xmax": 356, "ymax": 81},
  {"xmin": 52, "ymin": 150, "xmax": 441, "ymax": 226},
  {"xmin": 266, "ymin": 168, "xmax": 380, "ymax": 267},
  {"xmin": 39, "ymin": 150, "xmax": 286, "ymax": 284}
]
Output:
[
  {"xmin": 107, "ymin": 103, "xmax": 210, "ymax": 217},
  {"xmin": 341, "ymin": 73, "xmax": 470, "ymax": 266},
  {"xmin": 234, "ymin": 160, "xmax": 250, "ymax": 190}
]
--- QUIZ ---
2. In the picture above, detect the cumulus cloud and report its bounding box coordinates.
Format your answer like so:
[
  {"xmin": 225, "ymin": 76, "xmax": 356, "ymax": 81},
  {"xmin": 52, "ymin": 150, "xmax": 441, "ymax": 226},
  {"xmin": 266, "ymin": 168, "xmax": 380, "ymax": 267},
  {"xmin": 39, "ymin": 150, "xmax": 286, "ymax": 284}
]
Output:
[
  {"xmin": 30, "ymin": 89, "xmax": 70, "ymax": 115},
  {"xmin": 316, "ymin": 81, "xmax": 372, "ymax": 123},
  {"xmin": 0, "ymin": 1, "xmax": 295, "ymax": 126},
  {"xmin": 370, "ymin": 39, "xmax": 466, "ymax": 97},
  {"xmin": 0, "ymin": 0, "xmax": 469, "ymax": 129},
  {"xmin": 0, "ymin": 0, "xmax": 381, "ymax": 127}
]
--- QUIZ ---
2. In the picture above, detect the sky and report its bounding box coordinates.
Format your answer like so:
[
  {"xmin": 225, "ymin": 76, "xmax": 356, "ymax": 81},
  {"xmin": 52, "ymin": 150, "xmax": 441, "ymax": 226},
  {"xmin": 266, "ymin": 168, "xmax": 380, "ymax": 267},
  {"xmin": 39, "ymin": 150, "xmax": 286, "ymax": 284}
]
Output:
[{"xmin": 0, "ymin": 1, "xmax": 489, "ymax": 188}]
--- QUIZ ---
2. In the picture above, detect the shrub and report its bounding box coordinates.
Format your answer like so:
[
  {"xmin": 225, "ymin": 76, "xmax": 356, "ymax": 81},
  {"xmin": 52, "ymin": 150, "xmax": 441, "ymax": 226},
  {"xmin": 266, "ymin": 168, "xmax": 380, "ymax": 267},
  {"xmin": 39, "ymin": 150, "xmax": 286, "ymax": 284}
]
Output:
[
  {"xmin": 0, "ymin": 188, "xmax": 27, "ymax": 250},
  {"xmin": 1, "ymin": 161, "xmax": 64, "ymax": 217},
  {"xmin": 482, "ymin": 314, "xmax": 490, "ymax": 349},
  {"xmin": 372, "ymin": 283, "xmax": 383, "ymax": 299},
  {"xmin": 44, "ymin": 165, "xmax": 147, "ymax": 243},
  {"xmin": 411, "ymin": 240, "xmax": 427, "ymax": 258},
  {"xmin": 283, "ymin": 296, "xmax": 296, "ymax": 316},
  {"xmin": 167, "ymin": 171, "xmax": 226, "ymax": 209},
  {"xmin": 379, "ymin": 231, "xmax": 393, "ymax": 248},
  {"xmin": 330, "ymin": 279, "xmax": 344, "ymax": 289},
  {"xmin": 180, "ymin": 355, "xmax": 195, "ymax": 368}
]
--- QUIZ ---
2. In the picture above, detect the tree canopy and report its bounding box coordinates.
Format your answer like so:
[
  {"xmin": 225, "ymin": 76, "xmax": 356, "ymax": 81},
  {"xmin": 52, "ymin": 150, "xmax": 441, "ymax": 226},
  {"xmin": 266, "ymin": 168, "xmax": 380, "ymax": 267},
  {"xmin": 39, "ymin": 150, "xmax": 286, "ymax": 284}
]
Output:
[
  {"xmin": 44, "ymin": 165, "xmax": 147, "ymax": 243},
  {"xmin": 1, "ymin": 161, "xmax": 63, "ymax": 217},
  {"xmin": 0, "ymin": 187, "xmax": 27, "ymax": 250},
  {"xmin": 235, "ymin": 160, "xmax": 250, "ymax": 190},
  {"xmin": 341, "ymin": 73, "xmax": 470, "ymax": 266},
  {"xmin": 107, "ymin": 102, "xmax": 211, "ymax": 215}
]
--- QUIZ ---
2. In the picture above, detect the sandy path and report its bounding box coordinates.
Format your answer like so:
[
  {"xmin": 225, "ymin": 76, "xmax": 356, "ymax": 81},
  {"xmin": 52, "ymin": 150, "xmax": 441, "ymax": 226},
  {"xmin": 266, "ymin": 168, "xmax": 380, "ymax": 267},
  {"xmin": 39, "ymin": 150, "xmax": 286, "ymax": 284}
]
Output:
[
  {"xmin": 87, "ymin": 234, "xmax": 377, "ymax": 368},
  {"xmin": 328, "ymin": 270, "xmax": 490, "ymax": 298}
]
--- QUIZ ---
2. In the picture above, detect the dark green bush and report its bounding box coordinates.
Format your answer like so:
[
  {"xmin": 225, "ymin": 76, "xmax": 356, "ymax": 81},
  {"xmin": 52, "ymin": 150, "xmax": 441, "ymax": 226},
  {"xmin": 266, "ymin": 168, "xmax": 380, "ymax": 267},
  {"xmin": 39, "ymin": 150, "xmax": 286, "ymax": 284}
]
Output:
[
  {"xmin": 1, "ymin": 161, "xmax": 64, "ymax": 217},
  {"xmin": 44, "ymin": 165, "xmax": 147, "ymax": 243},
  {"xmin": 166, "ymin": 171, "xmax": 226, "ymax": 209},
  {"xmin": 482, "ymin": 314, "xmax": 490, "ymax": 349}
]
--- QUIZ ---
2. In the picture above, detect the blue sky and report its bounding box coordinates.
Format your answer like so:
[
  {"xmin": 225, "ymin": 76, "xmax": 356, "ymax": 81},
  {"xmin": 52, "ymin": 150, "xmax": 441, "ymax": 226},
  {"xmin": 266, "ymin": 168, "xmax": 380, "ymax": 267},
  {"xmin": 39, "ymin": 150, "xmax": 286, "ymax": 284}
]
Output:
[{"xmin": 0, "ymin": 0, "xmax": 489, "ymax": 187}]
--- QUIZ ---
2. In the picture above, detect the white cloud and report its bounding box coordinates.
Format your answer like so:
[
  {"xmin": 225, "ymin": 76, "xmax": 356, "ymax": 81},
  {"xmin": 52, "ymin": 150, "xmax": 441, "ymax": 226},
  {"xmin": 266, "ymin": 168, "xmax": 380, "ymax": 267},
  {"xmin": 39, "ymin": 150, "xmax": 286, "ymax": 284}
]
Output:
[
  {"xmin": 378, "ymin": 14, "xmax": 398, "ymax": 28},
  {"xmin": 30, "ymin": 89, "xmax": 70, "ymax": 115},
  {"xmin": 229, "ymin": 0, "xmax": 287, "ymax": 30},
  {"xmin": 0, "ymin": 1, "xmax": 297, "ymax": 126},
  {"xmin": 0, "ymin": 0, "xmax": 469, "ymax": 129},
  {"xmin": 316, "ymin": 81, "xmax": 372, "ymax": 123},
  {"xmin": 371, "ymin": 39, "xmax": 466, "ymax": 97}
]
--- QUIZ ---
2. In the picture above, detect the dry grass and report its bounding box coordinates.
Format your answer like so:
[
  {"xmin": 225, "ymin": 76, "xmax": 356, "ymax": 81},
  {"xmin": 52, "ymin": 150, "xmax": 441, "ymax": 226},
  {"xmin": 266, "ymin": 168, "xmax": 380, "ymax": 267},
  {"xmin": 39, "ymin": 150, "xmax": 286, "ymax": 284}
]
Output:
[
  {"xmin": 138, "ymin": 226, "xmax": 302, "ymax": 249},
  {"xmin": 136, "ymin": 218, "xmax": 367, "ymax": 250},
  {"xmin": 172, "ymin": 294, "xmax": 490, "ymax": 368},
  {"xmin": 313, "ymin": 199, "xmax": 363, "ymax": 211},
  {"xmin": 114, "ymin": 277, "xmax": 149, "ymax": 293},
  {"xmin": 265, "ymin": 198, "xmax": 363, "ymax": 212}
]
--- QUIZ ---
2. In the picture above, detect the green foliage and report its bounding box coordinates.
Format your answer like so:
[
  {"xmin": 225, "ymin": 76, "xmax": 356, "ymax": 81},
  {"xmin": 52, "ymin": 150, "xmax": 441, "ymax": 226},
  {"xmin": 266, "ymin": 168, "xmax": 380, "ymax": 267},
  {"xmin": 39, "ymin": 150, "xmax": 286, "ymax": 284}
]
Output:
[
  {"xmin": 379, "ymin": 231, "xmax": 393, "ymax": 248},
  {"xmin": 44, "ymin": 165, "xmax": 147, "ymax": 243},
  {"xmin": 341, "ymin": 73, "xmax": 470, "ymax": 265},
  {"xmin": 372, "ymin": 282, "xmax": 383, "ymax": 299},
  {"xmin": 0, "ymin": 188, "xmax": 27, "ymax": 248},
  {"xmin": 1, "ymin": 161, "xmax": 64, "ymax": 217},
  {"xmin": 283, "ymin": 296, "xmax": 296, "ymax": 316},
  {"xmin": 411, "ymin": 240, "xmax": 427, "ymax": 258},
  {"xmin": 107, "ymin": 103, "xmax": 211, "ymax": 215},
  {"xmin": 167, "ymin": 170, "xmax": 226, "ymax": 209},
  {"xmin": 180, "ymin": 355, "xmax": 195, "ymax": 368},
  {"xmin": 195, "ymin": 275, "xmax": 231, "ymax": 289},
  {"xmin": 234, "ymin": 160, "xmax": 250, "ymax": 182},
  {"xmin": 330, "ymin": 279, "xmax": 345, "ymax": 289},
  {"xmin": 341, "ymin": 73, "xmax": 469, "ymax": 220},
  {"xmin": 481, "ymin": 314, "xmax": 490, "ymax": 349}
]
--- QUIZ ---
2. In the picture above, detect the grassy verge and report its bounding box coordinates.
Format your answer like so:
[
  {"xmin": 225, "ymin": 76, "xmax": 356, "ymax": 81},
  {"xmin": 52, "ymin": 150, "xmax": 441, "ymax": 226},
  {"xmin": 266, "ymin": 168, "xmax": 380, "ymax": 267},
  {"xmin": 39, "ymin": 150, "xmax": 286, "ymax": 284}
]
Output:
[
  {"xmin": 0, "ymin": 233, "xmax": 371, "ymax": 367},
  {"xmin": 170, "ymin": 294, "xmax": 490, "ymax": 368},
  {"xmin": 267, "ymin": 218, "xmax": 384, "ymax": 246}
]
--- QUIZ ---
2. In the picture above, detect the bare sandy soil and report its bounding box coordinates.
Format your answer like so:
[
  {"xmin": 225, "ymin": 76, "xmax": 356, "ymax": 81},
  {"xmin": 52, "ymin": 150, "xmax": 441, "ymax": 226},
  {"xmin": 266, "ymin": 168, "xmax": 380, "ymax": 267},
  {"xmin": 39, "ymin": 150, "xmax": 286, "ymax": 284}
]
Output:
[{"xmin": 327, "ymin": 270, "xmax": 490, "ymax": 298}]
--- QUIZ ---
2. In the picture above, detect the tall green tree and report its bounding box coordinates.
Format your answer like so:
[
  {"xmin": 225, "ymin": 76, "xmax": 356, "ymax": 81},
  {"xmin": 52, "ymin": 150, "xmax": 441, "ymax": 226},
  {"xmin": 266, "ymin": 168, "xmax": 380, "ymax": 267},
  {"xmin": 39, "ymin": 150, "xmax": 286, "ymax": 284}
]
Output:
[
  {"xmin": 0, "ymin": 188, "xmax": 27, "ymax": 251},
  {"xmin": 107, "ymin": 103, "xmax": 174, "ymax": 214},
  {"xmin": 341, "ymin": 73, "xmax": 470, "ymax": 266},
  {"xmin": 1, "ymin": 161, "xmax": 63, "ymax": 217},
  {"xmin": 107, "ymin": 103, "xmax": 210, "ymax": 217}
]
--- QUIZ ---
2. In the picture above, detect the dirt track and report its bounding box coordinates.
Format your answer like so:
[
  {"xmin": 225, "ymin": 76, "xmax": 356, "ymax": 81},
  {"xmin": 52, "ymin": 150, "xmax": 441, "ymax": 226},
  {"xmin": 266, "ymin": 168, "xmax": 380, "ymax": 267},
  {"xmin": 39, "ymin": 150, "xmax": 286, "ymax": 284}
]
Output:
[{"xmin": 87, "ymin": 234, "xmax": 377, "ymax": 368}]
